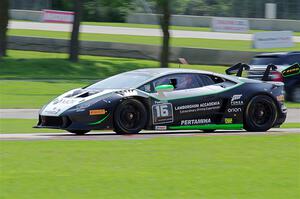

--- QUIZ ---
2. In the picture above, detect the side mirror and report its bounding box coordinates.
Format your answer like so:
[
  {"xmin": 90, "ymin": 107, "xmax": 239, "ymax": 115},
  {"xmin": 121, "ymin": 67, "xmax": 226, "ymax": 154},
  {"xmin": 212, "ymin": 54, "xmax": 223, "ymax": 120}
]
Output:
[{"xmin": 155, "ymin": 84, "xmax": 174, "ymax": 93}]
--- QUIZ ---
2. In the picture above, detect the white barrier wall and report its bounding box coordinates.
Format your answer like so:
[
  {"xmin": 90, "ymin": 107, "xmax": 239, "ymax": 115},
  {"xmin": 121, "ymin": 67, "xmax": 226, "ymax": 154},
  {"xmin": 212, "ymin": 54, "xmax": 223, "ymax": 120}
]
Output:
[{"xmin": 127, "ymin": 13, "xmax": 300, "ymax": 32}]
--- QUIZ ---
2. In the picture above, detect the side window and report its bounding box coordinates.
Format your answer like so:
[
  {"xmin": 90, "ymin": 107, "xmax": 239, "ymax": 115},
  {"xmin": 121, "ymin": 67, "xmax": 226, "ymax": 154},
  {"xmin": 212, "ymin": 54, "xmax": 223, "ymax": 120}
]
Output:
[
  {"xmin": 286, "ymin": 55, "xmax": 300, "ymax": 65},
  {"xmin": 138, "ymin": 73, "xmax": 227, "ymax": 93},
  {"xmin": 197, "ymin": 74, "xmax": 224, "ymax": 86},
  {"xmin": 138, "ymin": 83, "xmax": 152, "ymax": 93},
  {"xmin": 153, "ymin": 74, "xmax": 201, "ymax": 91},
  {"xmin": 197, "ymin": 74, "xmax": 215, "ymax": 86}
]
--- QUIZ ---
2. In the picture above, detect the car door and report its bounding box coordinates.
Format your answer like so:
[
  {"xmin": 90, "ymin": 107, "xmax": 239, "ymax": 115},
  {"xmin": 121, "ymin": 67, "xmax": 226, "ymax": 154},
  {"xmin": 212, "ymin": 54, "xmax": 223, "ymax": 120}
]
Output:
[{"xmin": 148, "ymin": 73, "xmax": 226, "ymax": 127}]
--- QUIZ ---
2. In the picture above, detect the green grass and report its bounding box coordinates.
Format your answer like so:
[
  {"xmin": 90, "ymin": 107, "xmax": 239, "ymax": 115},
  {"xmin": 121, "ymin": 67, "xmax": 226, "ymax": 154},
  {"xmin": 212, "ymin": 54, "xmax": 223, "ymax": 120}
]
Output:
[
  {"xmin": 0, "ymin": 50, "xmax": 225, "ymax": 108},
  {"xmin": 285, "ymin": 102, "xmax": 300, "ymax": 109},
  {"xmin": 8, "ymin": 29, "xmax": 300, "ymax": 52},
  {"xmin": 0, "ymin": 119, "xmax": 299, "ymax": 134},
  {"xmin": 0, "ymin": 119, "xmax": 64, "ymax": 133},
  {"xmin": 1, "ymin": 134, "xmax": 300, "ymax": 199},
  {"xmin": 0, "ymin": 50, "xmax": 226, "ymax": 80},
  {"xmin": 281, "ymin": 122, "xmax": 300, "ymax": 128},
  {"xmin": 0, "ymin": 81, "xmax": 85, "ymax": 108}
]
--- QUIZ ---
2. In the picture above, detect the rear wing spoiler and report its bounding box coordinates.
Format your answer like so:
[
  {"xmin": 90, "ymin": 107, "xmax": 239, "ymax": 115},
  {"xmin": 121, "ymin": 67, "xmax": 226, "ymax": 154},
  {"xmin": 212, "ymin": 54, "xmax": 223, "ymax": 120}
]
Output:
[{"xmin": 225, "ymin": 63, "xmax": 299, "ymax": 81}]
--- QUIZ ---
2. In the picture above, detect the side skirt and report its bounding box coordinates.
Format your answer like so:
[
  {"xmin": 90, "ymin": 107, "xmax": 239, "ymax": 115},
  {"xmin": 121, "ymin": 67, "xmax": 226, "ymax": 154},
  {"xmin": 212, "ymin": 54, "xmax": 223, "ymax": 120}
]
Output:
[{"xmin": 168, "ymin": 124, "xmax": 243, "ymax": 130}]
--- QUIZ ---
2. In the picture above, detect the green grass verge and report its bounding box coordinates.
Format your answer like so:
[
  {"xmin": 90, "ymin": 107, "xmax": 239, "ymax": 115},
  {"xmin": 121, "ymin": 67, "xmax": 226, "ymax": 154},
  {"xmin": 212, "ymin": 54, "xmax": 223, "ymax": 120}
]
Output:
[
  {"xmin": 0, "ymin": 50, "xmax": 226, "ymax": 80},
  {"xmin": 285, "ymin": 102, "xmax": 300, "ymax": 109},
  {"xmin": 1, "ymin": 134, "xmax": 300, "ymax": 199},
  {"xmin": 8, "ymin": 29, "xmax": 300, "ymax": 52},
  {"xmin": 0, "ymin": 119, "xmax": 64, "ymax": 133},
  {"xmin": 0, "ymin": 50, "xmax": 225, "ymax": 108},
  {"xmin": 0, "ymin": 119, "xmax": 299, "ymax": 134},
  {"xmin": 0, "ymin": 81, "xmax": 85, "ymax": 108}
]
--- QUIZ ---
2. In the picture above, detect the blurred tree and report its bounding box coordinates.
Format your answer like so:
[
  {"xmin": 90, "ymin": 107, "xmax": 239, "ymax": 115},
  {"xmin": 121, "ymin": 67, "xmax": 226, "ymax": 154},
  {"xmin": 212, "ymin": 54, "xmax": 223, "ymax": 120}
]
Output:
[
  {"xmin": 0, "ymin": 0, "xmax": 9, "ymax": 57},
  {"xmin": 53, "ymin": 0, "xmax": 134, "ymax": 22},
  {"xmin": 156, "ymin": 0, "xmax": 171, "ymax": 68},
  {"xmin": 69, "ymin": 0, "xmax": 83, "ymax": 62}
]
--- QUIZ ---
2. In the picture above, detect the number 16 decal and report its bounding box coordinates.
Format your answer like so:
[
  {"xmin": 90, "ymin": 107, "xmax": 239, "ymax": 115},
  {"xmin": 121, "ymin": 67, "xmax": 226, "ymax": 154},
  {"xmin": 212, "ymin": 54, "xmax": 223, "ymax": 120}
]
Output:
[{"xmin": 152, "ymin": 103, "xmax": 174, "ymax": 124}]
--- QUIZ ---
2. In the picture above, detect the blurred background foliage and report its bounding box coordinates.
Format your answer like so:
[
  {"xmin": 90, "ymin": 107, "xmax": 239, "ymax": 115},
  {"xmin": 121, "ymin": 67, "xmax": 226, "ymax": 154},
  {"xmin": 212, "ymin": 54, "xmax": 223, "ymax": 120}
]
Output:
[{"xmin": 10, "ymin": 0, "xmax": 300, "ymax": 22}]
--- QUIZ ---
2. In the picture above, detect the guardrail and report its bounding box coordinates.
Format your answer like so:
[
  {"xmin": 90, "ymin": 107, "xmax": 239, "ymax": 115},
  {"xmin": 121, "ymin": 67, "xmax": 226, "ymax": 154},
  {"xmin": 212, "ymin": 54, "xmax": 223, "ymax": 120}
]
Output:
[{"xmin": 8, "ymin": 36, "xmax": 258, "ymax": 65}]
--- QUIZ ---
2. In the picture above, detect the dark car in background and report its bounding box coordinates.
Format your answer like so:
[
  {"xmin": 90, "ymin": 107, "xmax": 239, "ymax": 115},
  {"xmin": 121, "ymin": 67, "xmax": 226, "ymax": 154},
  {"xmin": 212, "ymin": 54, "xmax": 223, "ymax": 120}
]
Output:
[{"xmin": 247, "ymin": 52, "xmax": 300, "ymax": 102}]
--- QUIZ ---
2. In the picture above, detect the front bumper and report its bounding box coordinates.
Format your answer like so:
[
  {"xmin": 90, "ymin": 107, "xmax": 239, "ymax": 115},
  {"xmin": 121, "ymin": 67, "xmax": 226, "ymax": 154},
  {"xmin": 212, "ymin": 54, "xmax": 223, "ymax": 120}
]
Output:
[
  {"xmin": 274, "ymin": 105, "xmax": 287, "ymax": 127},
  {"xmin": 34, "ymin": 115, "xmax": 72, "ymax": 129}
]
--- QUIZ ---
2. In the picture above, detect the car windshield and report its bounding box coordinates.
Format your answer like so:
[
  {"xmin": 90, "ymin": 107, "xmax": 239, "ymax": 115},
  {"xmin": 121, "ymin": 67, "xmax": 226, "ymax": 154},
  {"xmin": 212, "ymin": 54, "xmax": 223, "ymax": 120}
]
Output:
[
  {"xmin": 86, "ymin": 72, "xmax": 153, "ymax": 90},
  {"xmin": 250, "ymin": 56, "xmax": 284, "ymax": 65}
]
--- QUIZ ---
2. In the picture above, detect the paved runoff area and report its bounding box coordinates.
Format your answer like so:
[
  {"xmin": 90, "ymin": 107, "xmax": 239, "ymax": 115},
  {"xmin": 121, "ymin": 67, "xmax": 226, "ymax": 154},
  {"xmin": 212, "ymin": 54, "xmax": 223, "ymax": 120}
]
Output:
[
  {"xmin": 1, "ymin": 129, "xmax": 300, "ymax": 141},
  {"xmin": 9, "ymin": 21, "xmax": 300, "ymax": 42}
]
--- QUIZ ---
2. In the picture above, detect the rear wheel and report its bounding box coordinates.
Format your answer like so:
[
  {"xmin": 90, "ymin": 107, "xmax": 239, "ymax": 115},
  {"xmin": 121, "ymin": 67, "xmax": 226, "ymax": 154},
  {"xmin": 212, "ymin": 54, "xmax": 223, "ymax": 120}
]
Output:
[
  {"xmin": 244, "ymin": 95, "xmax": 277, "ymax": 132},
  {"xmin": 68, "ymin": 130, "xmax": 90, "ymax": 135},
  {"xmin": 113, "ymin": 99, "xmax": 147, "ymax": 134}
]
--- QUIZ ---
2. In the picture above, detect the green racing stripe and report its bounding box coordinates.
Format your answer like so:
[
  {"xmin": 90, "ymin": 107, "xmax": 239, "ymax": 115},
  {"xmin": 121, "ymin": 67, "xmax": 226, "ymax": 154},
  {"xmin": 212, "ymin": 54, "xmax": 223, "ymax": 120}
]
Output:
[
  {"xmin": 88, "ymin": 114, "xmax": 110, "ymax": 125},
  {"xmin": 168, "ymin": 124, "xmax": 243, "ymax": 130}
]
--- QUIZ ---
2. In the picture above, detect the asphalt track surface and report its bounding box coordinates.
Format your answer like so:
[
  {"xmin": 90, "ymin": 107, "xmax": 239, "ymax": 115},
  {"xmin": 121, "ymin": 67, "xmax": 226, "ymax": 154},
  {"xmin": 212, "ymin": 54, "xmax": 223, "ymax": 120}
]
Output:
[
  {"xmin": 1, "ymin": 109, "xmax": 300, "ymax": 122},
  {"xmin": 9, "ymin": 21, "xmax": 300, "ymax": 42},
  {"xmin": 1, "ymin": 128, "xmax": 299, "ymax": 141}
]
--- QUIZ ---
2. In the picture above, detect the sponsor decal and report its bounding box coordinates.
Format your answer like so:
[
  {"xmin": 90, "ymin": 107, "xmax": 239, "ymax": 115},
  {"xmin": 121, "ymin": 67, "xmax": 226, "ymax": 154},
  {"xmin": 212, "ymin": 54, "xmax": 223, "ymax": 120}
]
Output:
[
  {"xmin": 174, "ymin": 101, "xmax": 221, "ymax": 114},
  {"xmin": 228, "ymin": 108, "xmax": 242, "ymax": 113},
  {"xmin": 276, "ymin": 95, "xmax": 285, "ymax": 102},
  {"xmin": 225, "ymin": 118, "xmax": 233, "ymax": 124},
  {"xmin": 212, "ymin": 17, "xmax": 249, "ymax": 33},
  {"xmin": 231, "ymin": 94, "xmax": 244, "ymax": 106},
  {"xmin": 42, "ymin": 9, "xmax": 74, "ymax": 23},
  {"xmin": 155, "ymin": 126, "xmax": 167, "ymax": 131},
  {"xmin": 253, "ymin": 31, "xmax": 293, "ymax": 49},
  {"xmin": 282, "ymin": 64, "xmax": 300, "ymax": 77},
  {"xmin": 181, "ymin": 118, "xmax": 211, "ymax": 126},
  {"xmin": 89, "ymin": 109, "xmax": 106, "ymax": 115},
  {"xmin": 52, "ymin": 98, "xmax": 78, "ymax": 105},
  {"xmin": 44, "ymin": 107, "xmax": 61, "ymax": 114},
  {"xmin": 152, "ymin": 103, "xmax": 174, "ymax": 124}
]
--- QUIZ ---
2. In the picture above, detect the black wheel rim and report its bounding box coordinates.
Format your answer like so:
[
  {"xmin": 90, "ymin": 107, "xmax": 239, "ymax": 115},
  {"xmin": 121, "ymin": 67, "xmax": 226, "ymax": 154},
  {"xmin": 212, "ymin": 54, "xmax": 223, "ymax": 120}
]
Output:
[
  {"xmin": 249, "ymin": 101, "xmax": 272, "ymax": 126},
  {"xmin": 119, "ymin": 103, "xmax": 142, "ymax": 130}
]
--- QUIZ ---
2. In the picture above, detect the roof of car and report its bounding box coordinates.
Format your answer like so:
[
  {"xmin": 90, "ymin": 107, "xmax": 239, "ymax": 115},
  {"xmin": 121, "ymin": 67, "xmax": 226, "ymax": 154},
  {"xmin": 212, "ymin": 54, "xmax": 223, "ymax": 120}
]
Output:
[{"xmin": 131, "ymin": 68, "xmax": 213, "ymax": 76}]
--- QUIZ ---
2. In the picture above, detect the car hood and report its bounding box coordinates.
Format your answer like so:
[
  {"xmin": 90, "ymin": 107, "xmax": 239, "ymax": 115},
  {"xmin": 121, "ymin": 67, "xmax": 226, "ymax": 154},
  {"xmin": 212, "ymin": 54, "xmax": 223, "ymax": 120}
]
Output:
[{"xmin": 40, "ymin": 88, "xmax": 121, "ymax": 116}]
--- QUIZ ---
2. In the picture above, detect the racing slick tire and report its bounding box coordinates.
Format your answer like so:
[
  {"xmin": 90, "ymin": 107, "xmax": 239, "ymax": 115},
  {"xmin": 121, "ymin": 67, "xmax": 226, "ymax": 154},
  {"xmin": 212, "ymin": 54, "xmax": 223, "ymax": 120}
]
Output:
[
  {"xmin": 244, "ymin": 95, "xmax": 277, "ymax": 132},
  {"xmin": 113, "ymin": 98, "xmax": 148, "ymax": 134},
  {"xmin": 68, "ymin": 130, "xmax": 90, "ymax": 135}
]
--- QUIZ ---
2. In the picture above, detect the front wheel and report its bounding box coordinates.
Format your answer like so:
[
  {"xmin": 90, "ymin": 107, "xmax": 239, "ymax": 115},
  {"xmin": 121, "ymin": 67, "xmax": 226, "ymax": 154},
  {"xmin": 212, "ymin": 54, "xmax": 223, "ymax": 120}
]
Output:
[
  {"xmin": 244, "ymin": 95, "xmax": 277, "ymax": 132},
  {"xmin": 113, "ymin": 99, "xmax": 147, "ymax": 134},
  {"xmin": 68, "ymin": 130, "xmax": 90, "ymax": 135}
]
